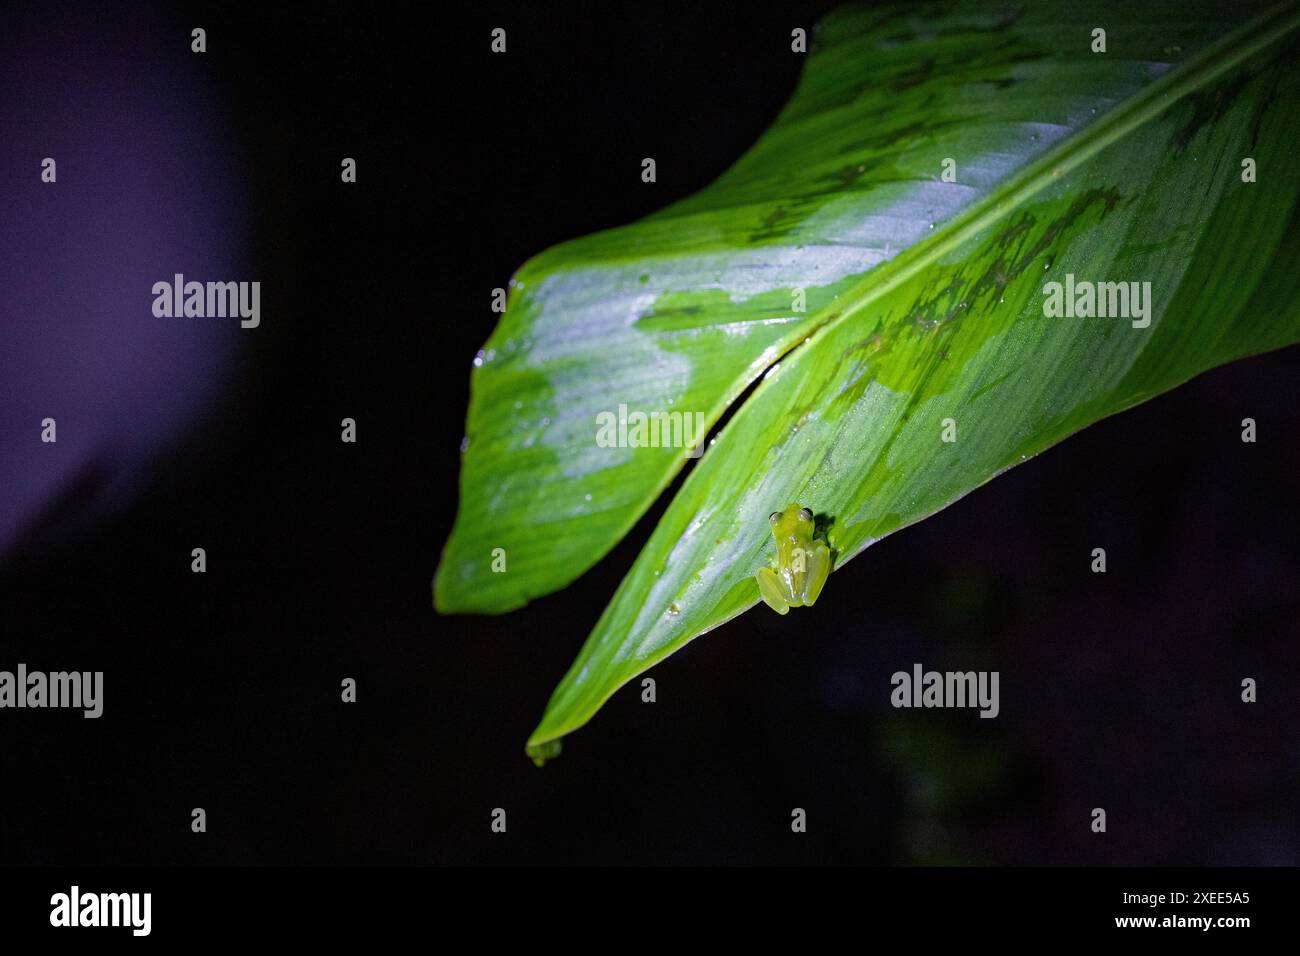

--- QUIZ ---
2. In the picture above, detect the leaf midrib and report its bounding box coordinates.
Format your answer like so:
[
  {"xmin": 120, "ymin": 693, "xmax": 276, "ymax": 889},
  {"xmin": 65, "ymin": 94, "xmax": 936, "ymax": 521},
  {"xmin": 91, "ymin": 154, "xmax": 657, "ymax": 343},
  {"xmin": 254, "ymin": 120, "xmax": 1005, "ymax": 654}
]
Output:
[{"xmin": 783, "ymin": 0, "xmax": 1300, "ymax": 367}]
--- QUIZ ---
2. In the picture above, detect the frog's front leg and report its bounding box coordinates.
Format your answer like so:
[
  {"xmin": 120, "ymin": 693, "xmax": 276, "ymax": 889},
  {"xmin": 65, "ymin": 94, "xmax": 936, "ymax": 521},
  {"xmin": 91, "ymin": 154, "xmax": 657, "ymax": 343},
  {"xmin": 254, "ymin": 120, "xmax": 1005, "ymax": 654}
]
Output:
[
  {"xmin": 800, "ymin": 541, "xmax": 831, "ymax": 606},
  {"xmin": 756, "ymin": 566, "xmax": 791, "ymax": 615}
]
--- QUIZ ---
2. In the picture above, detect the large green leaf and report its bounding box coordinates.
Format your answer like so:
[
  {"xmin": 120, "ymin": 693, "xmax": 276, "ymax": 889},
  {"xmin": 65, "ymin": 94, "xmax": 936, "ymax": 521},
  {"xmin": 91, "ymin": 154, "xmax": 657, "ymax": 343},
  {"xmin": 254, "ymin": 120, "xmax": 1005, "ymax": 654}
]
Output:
[{"xmin": 434, "ymin": 0, "xmax": 1300, "ymax": 761}]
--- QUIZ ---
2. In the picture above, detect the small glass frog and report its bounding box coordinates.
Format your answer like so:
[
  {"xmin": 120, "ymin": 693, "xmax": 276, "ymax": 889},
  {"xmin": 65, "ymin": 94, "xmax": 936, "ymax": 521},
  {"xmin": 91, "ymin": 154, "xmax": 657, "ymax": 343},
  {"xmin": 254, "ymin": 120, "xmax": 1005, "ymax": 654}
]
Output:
[{"xmin": 755, "ymin": 504, "xmax": 831, "ymax": 615}]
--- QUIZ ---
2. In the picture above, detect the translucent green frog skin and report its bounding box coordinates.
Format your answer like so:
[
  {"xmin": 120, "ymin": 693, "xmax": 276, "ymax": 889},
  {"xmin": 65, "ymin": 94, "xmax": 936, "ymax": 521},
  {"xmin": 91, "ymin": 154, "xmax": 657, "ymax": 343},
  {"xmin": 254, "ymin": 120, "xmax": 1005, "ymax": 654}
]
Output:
[{"xmin": 755, "ymin": 504, "xmax": 831, "ymax": 615}]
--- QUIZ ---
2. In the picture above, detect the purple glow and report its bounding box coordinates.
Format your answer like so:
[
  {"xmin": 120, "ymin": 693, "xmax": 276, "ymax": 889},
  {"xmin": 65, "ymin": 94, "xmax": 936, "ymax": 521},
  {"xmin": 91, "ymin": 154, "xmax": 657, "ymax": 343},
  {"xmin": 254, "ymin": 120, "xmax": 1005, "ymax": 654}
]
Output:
[{"xmin": 0, "ymin": 3, "xmax": 251, "ymax": 558}]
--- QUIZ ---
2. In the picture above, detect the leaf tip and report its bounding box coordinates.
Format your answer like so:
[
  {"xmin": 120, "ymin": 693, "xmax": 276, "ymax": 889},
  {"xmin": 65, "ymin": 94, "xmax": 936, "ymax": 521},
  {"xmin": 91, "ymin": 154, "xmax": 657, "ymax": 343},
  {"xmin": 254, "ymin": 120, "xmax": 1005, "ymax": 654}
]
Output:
[{"xmin": 525, "ymin": 737, "xmax": 563, "ymax": 768}]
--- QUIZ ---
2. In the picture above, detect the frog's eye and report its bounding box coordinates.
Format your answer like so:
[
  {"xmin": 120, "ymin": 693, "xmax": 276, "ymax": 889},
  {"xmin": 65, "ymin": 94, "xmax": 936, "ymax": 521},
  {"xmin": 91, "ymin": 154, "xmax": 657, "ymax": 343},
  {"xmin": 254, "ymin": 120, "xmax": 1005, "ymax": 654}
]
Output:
[
  {"xmin": 798, "ymin": 507, "xmax": 813, "ymax": 522},
  {"xmin": 769, "ymin": 511, "xmax": 781, "ymax": 525}
]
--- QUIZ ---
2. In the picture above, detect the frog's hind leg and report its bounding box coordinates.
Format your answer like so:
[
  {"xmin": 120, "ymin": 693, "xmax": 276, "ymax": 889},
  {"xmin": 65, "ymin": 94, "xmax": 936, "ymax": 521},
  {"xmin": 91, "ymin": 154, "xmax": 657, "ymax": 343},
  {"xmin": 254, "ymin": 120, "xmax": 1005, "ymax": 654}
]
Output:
[
  {"xmin": 802, "ymin": 542, "xmax": 832, "ymax": 606},
  {"xmin": 756, "ymin": 567, "xmax": 790, "ymax": 615}
]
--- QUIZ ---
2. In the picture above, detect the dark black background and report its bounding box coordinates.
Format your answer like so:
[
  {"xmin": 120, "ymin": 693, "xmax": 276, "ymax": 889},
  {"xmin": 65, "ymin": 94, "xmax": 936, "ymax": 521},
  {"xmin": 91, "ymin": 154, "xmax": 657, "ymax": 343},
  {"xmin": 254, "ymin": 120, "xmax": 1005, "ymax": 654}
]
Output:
[{"xmin": 1, "ymin": 0, "xmax": 1296, "ymax": 866}]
